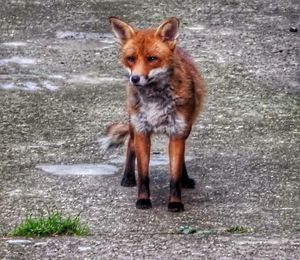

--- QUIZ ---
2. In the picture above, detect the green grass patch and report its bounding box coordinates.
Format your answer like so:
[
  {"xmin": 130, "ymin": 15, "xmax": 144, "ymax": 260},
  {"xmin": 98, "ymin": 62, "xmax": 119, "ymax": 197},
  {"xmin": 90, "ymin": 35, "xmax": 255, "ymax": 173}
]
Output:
[
  {"xmin": 225, "ymin": 226, "xmax": 249, "ymax": 234},
  {"xmin": 10, "ymin": 212, "xmax": 89, "ymax": 237}
]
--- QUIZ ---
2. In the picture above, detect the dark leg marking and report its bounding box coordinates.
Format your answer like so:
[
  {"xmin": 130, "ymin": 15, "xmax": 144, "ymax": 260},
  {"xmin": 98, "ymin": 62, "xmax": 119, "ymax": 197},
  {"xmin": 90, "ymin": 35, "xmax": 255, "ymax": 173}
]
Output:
[
  {"xmin": 181, "ymin": 161, "xmax": 195, "ymax": 189},
  {"xmin": 168, "ymin": 179, "xmax": 184, "ymax": 212},
  {"xmin": 136, "ymin": 199, "xmax": 152, "ymax": 209},
  {"xmin": 136, "ymin": 170, "xmax": 151, "ymax": 209},
  {"xmin": 121, "ymin": 149, "xmax": 136, "ymax": 187},
  {"xmin": 121, "ymin": 136, "xmax": 136, "ymax": 187}
]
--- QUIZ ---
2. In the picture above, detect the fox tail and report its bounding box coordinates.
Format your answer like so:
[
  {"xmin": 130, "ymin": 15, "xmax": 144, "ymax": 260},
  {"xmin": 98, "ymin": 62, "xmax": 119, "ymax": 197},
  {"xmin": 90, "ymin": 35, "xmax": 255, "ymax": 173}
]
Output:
[{"xmin": 99, "ymin": 123, "xmax": 130, "ymax": 151}]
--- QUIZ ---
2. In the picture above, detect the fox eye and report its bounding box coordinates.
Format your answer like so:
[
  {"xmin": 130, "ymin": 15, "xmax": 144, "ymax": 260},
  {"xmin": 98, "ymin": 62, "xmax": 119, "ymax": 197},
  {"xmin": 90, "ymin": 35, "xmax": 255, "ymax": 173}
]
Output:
[
  {"xmin": 147, "ymin": 56, "xmax": 158, "ymax": 62},
  {"xmin": 126, "ymin": 56, "xmax": 135, "ymax": 63}
]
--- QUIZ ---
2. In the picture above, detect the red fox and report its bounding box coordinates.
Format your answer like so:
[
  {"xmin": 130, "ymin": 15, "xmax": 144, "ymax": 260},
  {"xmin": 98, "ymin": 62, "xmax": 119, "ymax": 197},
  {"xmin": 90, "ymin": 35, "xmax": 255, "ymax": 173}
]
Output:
[{"xmin": 103, "ymin": 17, "xmax": 206, "ymax": 212}]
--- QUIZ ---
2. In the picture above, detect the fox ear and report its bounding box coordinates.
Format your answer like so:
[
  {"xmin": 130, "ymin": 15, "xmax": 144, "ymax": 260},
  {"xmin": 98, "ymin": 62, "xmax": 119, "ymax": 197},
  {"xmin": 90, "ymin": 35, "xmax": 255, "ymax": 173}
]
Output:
[
  {"xmin": 155, "ymin": 17, "xmax": 180, "ymax": 42},
  {"xmin": 109, "ymin": 17, "xmax": 135, "ymax": 44}
]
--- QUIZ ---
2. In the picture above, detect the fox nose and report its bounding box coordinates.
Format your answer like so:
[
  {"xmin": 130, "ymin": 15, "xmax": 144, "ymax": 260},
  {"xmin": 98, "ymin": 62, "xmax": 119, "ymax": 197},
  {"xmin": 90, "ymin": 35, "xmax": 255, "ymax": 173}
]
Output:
[{"xmin": 131, "ymin": 75, "xmax": 140, "ymax": 84}]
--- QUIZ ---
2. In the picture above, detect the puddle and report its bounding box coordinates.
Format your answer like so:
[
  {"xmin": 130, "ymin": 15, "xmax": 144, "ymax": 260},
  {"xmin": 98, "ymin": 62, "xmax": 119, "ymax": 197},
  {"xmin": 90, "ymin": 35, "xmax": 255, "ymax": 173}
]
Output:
[
  {"xmin": 43, "ymin": 81, "xmax": 60, "ymax": 91},
  {"xmin": 67, "ymin": 74, "xmax": 124, "ymax": 85},
  {"xmin": 110, "ymin": 154, "xmax": 194, "ymax": 166},
  {"xmin": 1, "ymin": 75, "xmax": 120, "ymax": 92},
  {"xmin": 0, "ymin": 56, "xmax": 36, "ymax": 66},
  {"xmin": 37, "ymin": 156, "xmax": 194, "ymax": 177},
  {"xmin": 47, "ymin": 40, "xmax": 113, "ymax": 51},
  {"xmin": 36, "ymin": 164, "xmax": 119, "ymax": 176},
  {"xmin": 48, "ymin": 74, "xmax": 66, "ymax": 80},
  {"xmin": 55, "ymin": 31, "xmax": 114, "ymax": 43},
  {"xmin": 23, "ymin": 81, "xmax": 41, "ymax": 91},
  {"xmin": 0, "ymin": 80, "xmax": 60, "ymax": 92},
  {"xmin": 52, "ymin": 31, "xmax": 115, "ymax": 51},
  {"xmin": 0, "ymin": 82, "xmax": 16, "ymax": 90},
  {"xmin": 2, "ymin": 41, "xmax": 27, "ymax": 47},
  {"xmin": 187, "ymin": 25, "xmax": 206, "ymax": 31}
]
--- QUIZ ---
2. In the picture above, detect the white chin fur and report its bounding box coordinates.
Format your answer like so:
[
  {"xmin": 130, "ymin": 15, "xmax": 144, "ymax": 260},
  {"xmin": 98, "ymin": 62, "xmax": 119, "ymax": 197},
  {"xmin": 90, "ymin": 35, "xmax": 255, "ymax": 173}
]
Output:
[
  {"xmin": 125, "ymin": 67, "xmax": 132, "ymax": 75},
  {"xmin": 148, "ymin": 67, "xmax": 168, "ymax": 78},
  {"xmin": 138, "ymin": 76, "xmax": 148, "ymax": 86}
]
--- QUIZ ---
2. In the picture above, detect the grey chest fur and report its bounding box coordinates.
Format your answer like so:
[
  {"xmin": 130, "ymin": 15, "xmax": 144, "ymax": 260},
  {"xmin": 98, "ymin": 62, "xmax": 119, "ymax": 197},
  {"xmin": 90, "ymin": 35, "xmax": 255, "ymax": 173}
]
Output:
[{"xmin": 129, "ymin": 83, "xmax": 187, "ymax": 136}]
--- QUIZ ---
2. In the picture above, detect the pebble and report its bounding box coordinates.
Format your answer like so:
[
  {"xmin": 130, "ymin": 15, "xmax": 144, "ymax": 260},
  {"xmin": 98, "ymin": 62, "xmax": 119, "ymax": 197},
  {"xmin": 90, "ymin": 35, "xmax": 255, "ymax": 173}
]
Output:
[
  {"xmin": 289, "ymin": 27, "xmax": 298, "ymax": 33},
  {"xmin": 34, "ymin": 242, "xmax": 48, "ymax": 246},
  {"xmin": 7, "ymin": 239, "xmax": 31, "ymax": 245},
  {"xmin": 78, "ymin": 246, "xmax": 92, "ymax": 251}
]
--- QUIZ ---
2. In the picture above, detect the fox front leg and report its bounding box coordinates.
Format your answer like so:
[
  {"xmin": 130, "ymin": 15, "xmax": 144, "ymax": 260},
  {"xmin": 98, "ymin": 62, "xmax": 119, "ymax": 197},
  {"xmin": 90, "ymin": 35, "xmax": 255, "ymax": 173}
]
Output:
[
  {"xmin": 168, "ymin": 136, "xmax": 186, "ymax": 212},
  {"xmin": 134, "ymin": 132, "xmax": 152, "ymax": 209}
]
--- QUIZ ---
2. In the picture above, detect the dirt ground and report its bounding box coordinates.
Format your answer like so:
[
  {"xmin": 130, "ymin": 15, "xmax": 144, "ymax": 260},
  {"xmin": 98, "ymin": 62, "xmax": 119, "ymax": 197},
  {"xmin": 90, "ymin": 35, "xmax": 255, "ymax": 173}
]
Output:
[{"xmin": 0, "ymin": 0, "xmax": 299, "ymax": 259}]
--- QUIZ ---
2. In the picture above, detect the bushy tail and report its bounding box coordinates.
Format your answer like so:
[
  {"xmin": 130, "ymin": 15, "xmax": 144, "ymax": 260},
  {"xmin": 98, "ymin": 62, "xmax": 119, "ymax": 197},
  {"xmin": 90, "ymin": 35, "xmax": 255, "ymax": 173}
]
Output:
[{"xmin": 99, "ymin": 123, "xmax": 129, "ymax": 151}]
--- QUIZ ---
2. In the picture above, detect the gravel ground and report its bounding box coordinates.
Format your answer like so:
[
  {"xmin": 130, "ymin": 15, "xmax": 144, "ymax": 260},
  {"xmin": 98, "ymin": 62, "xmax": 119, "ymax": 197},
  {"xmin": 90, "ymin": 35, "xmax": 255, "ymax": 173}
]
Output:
[{"xmin": 0, "ymin": 0, "xmax": 299, "ymax": 259}]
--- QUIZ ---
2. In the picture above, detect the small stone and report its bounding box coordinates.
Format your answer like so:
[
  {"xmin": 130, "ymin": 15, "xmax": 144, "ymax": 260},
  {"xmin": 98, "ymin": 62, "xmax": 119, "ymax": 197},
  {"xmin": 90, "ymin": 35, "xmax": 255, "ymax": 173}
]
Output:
[
  {"xmin": 78, "ymin": 246, "xmax": 92, "ymax": 251},
  {"xmin": 289, "ymin": 27, "xmax": 298, "ymax": 33},
  {"xmin": 178, "ymin": 226, "xmax": 197, "ymax": 234},
  {"xmin": 34, "ymin": 242, "xmax": 48, "ymax": 246},
  {"xmin": 7, "ymin": 239, "xmax": 31, "ymax": 245}
]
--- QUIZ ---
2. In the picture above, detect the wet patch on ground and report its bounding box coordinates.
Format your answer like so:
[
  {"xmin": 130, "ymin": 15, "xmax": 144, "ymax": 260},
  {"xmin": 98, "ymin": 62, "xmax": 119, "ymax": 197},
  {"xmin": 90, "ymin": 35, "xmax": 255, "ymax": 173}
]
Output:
[
  {"xmin": 109, "ymin": 154, "xmax": 194, "ymax": 167},
  {"xmin": 36, "ymin": 164, "xmax": 119, "ymax": 176},
  {"xmin": 0, "ymin": 29, "xmax": 119, "ymax": 92}
]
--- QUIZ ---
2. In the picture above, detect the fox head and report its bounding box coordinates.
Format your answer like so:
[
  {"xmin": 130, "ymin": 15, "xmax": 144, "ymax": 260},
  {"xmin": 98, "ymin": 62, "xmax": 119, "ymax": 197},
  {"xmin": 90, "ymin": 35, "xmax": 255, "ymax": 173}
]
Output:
[{"xmin": 109, "ymin": 17, "xmax": 180, "ymax": 87}]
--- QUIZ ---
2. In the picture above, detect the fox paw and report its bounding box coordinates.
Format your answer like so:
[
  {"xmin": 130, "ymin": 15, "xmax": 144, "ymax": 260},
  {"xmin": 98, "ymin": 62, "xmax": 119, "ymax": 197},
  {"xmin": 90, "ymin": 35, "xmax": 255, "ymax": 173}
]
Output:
[
  {"xmin": 136, "ymin": 199, "xmax": 152, "ymax": 209},
  {"xmin": 168, "ymin": 202, "xmax": 184, "ymax": 212}
]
